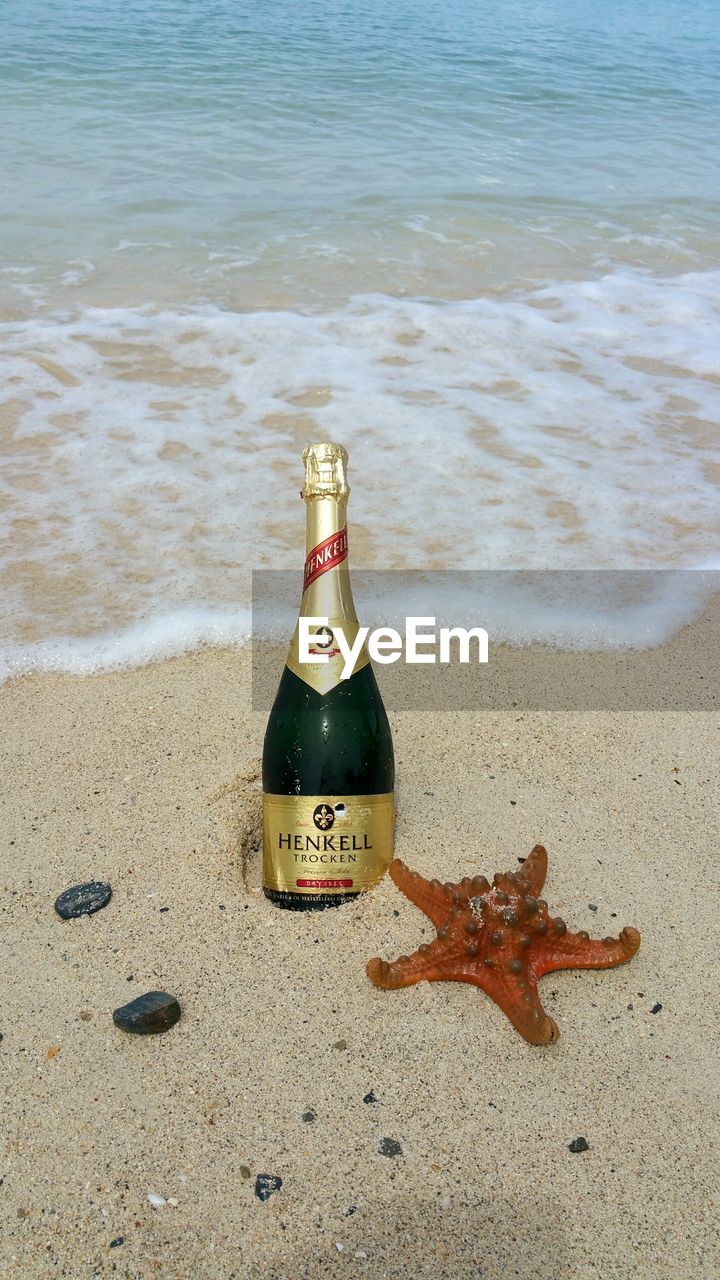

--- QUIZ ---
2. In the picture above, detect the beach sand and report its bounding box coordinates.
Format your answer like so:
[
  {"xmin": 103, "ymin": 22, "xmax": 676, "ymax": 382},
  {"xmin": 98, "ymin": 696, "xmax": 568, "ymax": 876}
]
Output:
[{"xmin": 2, "ymin": 614, "xmax": 718, "ymax": 1279}]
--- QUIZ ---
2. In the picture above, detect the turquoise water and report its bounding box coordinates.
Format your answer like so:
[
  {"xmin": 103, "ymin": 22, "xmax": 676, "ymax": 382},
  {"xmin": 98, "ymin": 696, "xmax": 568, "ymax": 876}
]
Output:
[
  {"xmin": 3, "ymin": 0, "xmax": 720, "ymax": 306},
  {"xmin": 1, "ymin": 0, "xmax": 719, "ymax": 673}
]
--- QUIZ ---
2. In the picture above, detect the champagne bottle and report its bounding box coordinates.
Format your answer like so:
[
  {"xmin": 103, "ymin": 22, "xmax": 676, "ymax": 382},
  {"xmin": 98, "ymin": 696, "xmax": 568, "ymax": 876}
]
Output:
[{"xmin": 262, "ymin": 442, "xmax": 395, "ymax": 911}]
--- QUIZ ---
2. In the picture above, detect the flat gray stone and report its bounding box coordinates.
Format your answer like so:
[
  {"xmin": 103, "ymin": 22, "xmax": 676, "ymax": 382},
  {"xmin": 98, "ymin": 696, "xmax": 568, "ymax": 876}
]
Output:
[
  {"xmin": 55, "ymin": 881, "xmax": 112, "ymax": 919},
  {"xmin": 113, "ymin": 991, "xmax": 181, "ymax": 1035}
]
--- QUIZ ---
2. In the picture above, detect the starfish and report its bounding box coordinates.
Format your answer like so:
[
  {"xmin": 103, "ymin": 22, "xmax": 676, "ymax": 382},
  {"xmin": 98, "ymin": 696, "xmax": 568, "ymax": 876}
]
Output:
[{"xmin": 366, "ymin": 846, "xmax": 640, "ymax": 1044}]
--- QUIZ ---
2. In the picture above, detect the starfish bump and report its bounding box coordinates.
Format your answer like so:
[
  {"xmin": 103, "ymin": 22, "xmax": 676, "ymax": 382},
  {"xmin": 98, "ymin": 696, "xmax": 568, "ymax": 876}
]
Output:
[{"xmin": 366, "ymin": 845, "xmax": 640, "ymax": 1045}]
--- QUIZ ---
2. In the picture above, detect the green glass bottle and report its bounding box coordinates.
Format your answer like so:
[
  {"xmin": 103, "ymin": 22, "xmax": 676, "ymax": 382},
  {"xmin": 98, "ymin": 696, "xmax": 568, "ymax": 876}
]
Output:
[{"xmin": 262, "ymin": 442, "xmax": 395, "ymax": 911}]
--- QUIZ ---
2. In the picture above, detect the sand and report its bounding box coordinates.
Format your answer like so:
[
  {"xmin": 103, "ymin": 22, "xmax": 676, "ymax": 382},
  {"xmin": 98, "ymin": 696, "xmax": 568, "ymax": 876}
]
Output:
[{"xmin": 2, "ymin": 616, "xmax": 719, "ymax": 1280}]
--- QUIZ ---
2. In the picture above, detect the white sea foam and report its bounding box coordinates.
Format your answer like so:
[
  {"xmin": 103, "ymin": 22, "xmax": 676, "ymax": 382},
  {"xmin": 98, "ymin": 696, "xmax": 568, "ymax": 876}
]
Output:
[
  {"xmin": 0, "ymin": 609, "xmax": 252, "ymax": 682},
  {"xmin": 1, "ymin": 268, "xmax": 719, "ymax": 677}
]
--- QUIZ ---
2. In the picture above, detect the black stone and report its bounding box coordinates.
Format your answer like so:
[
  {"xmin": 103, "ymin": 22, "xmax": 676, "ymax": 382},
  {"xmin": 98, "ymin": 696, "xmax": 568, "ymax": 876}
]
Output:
[
  {"xmin": 54, "ymin": 881, "xmax": 112, "ymax": 919},
  {"xmin": 379, "ymin": 1137, "xmax": 402, "ymax": 1158},
  {"xmin": 346, "ymin": 1206, "xmax": 357, "ymax": 1216},
  {"xmin": 302, "ymin": 1110, "xmax": 316, "ymax": 1123},
  {"xmin": 254, "ymin": 1174, "xmax": 282, "ymax": 1202},
  {"xmin": 363, "ymin": 1090, "xmax": 379, "ymax": 1104},
  {"xmin": 588, "ymin": 903, "xmax": 598, "ymax": 912},
  {"xmin": 568, "ymin": 1137, "xmax": 589, "ymax": 1153},
  {"xmin": 109, "ymin": 1237, "xmax": 125, "ymax": 1248},
  {"xmin": 112, "ymin": 991, "xmax": 181, "ymax": 1035},
  {"xmin": 651, "ymin": 1002, "xmax": 663, "ymax": 1014}
]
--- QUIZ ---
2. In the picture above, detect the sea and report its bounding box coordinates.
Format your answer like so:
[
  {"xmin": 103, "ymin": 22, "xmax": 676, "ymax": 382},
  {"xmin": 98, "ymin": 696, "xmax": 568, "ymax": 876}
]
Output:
[{"xmin": 2, "ymin": 0, "xmax": 719, "ymax": 677}]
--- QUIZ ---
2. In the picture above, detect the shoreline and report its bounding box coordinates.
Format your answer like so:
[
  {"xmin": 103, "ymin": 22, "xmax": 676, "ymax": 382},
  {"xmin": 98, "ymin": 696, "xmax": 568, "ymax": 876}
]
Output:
[{"xmin": 2, "ymin": 609, "xmax": 718, "ymax": 1277}]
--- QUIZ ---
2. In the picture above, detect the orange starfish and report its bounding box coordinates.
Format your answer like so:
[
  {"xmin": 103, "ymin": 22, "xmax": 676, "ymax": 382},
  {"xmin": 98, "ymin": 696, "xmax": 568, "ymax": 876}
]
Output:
[{"xmin": 366, "ymin": 846, "xmax": 640, "ymax": 1044}]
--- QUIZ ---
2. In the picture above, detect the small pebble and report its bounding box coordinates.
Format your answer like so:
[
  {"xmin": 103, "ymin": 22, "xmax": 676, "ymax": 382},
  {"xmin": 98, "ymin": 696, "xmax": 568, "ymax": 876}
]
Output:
[
  {"xmin": 147, "ymin": 1192, "xmax": 166, "ymax": 1208},
  {"xmin": 588, "ymin": 903, "xmax": 598, "ymax": 912},
  {"xmin": 54, "ymin": 881, "xmax": 112, "ymax": 920},
  {"xmin": 363, "ymin": 1091, "xmax": 379, "ymax": 1105},
  {"xmin": 379, "ymin": 1138, "xmax": 402, "ymax": 1158},
  {"xmin": 254, "ymin": 1174, "xmax": 282, "ymax": 1202},
  {"xmin": 113, "ymin": 991, "xmax": 181, "ymax": 1035},
  {"xmin": 568, "ymin": 1137, "xmax": 589, "ymax": 1153},
  {"xmin": 335, "ymin": 1243, "xmax": 344, "ymax": 1252},
  {"xmin": 393, "ymin": 909, "xmax": 400, "ymax": 917},
  {"xmin": 158, "ymin": 907, "xmax": 170, "ymax": 914},
  {"xmin": 239, "ymin": 1166, "xmax": 251, "ymax": 1180},
  {"xmin": 333, "ymin": 1039, "xmax": 347, "ymax": 1050},
  {"xmin": 109, "ymin": 1237, "xmax": 124, "ymax": 1249},
  {"xmin": 651, "ymin": 1002, "xmax": 662, "ymax": 1014},
  {"xmin": 302, "ymin": 1110, "xmax": 316, "ymax": 1123},
  {"xmin": 346, "ymin": 1206, "xmax": 357, "ymax": 1216}
]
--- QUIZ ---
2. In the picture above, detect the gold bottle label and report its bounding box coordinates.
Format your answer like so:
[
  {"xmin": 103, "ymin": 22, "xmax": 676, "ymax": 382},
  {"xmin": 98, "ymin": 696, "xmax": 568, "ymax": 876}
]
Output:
[{"xmin": 263, "ymin": 792, "xmax": 395, "ymax": 896}]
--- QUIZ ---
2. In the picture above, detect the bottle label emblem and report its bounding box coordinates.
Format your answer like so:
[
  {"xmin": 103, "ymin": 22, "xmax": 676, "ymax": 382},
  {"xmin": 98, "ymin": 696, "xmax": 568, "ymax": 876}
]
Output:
[{"xmin": 303, "ymin": 526, "xmax": 348, "ymax": 590}]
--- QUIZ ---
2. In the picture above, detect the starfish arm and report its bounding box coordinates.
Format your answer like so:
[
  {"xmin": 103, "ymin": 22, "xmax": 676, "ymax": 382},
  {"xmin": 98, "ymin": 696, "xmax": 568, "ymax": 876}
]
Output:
[
  {"xmin": 478, "ymin": 969, "xmax": 560, "ymax": 1045},
  {"xmin": 515, "ymin": 844, "xmax": 548, "ymax": 896},
  {"xmin": 388, "ymin": 858, "xmax": 453, "ymax": 929},
  {"xmin": 532, "ymin": 926, "xmax": 641, "ymax": 978},
  {"xmin": 366, "ymin": 937, "xmax": 469, "ymax": 990}
]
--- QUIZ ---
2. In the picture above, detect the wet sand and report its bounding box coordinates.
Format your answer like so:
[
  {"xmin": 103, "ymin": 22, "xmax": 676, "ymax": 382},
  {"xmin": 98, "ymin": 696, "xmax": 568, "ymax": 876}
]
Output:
[{"xmin": 2, "ymin": 618, "xmax": 718, "ymax": 1279}]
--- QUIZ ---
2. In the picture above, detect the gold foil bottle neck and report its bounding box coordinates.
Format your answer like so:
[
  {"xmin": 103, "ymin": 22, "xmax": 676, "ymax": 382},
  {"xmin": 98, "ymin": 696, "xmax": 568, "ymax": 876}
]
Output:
[{"xmin": 302, "ymin": 441, "xmax": 349, "ymax": 500}]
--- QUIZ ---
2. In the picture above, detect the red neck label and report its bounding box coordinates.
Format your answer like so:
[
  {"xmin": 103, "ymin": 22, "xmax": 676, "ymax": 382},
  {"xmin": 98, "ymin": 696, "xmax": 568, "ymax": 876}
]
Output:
[{"xmin": 303, "ymin": 526, "xmax": 348, "ymax": 592}]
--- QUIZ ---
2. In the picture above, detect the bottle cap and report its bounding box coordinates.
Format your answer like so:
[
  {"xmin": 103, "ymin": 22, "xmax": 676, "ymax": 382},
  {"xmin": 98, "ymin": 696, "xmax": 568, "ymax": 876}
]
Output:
[{"xmin": 302, "ymin": 441, "xmax": 349, "ymax": 499}]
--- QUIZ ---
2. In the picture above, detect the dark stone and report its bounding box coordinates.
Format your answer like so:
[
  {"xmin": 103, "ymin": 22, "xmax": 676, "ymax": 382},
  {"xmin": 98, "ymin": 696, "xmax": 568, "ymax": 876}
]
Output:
[
  {"xmin": 254, "ymin": 1174, "xmax": 282, "ymax": 1202},
  {"xmin": 379, "ymin": 1137, "xmax": 402, "ymax": 1158},
  {"xmin": 302, "ymin": 1110, "xmax": 316, "ymax": 1122},
  {"xmin": 393, "ymin": 909, "xmax": 400, "ymax": 916},
  {"xmin": 346, "ymin": 1206, "xmax": 357, "ymax": 1216},
  {"xmin": 363, "ymin": 1090, "xmax": 379, "ymax": 1104},
  {"xmin": 159, "ymin": 906, "xmax": 170, "ymax": 913},
  {"xmin": 109, "ymin": 1237, "xmax": 124, "ymax": 1248},
  {"xmin": 588, "ymin": 903, "xmax": 598, "ymax": 912},
  {"xmin": 54, "ymin": 881, "xmax": 112, "ymax": 919},
  {"xmin": 333, "ymin": 1039, "xmax": 347, "ymax": 1050},
  {"xmin": 651, "ymin": 1002, "xmax": 662, "ymax": 1014},
  {"xmin": 568, "ymin": 1137, "xmax": 589, "ymax": 1153},
  {"xmin": 113, "ymin": 991, "xmax": 180, "ymax": 1035},
  {"xmin": 239, "ymin": 1165, "xmax": 251, "ymax": 1180}
]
